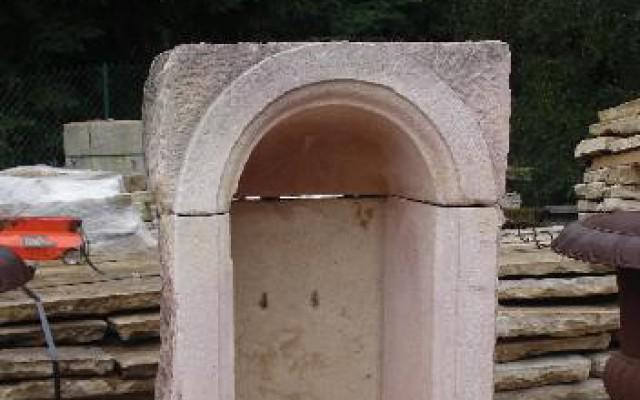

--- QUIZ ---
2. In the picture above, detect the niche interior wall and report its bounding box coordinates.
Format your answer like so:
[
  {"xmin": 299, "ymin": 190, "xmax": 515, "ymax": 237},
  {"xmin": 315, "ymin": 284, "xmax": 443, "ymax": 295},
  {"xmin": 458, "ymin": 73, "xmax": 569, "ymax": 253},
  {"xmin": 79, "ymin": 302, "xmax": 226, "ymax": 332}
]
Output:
[{"xmin": 144, "ymin": 42, "xmax": 511, "ymax": 400}]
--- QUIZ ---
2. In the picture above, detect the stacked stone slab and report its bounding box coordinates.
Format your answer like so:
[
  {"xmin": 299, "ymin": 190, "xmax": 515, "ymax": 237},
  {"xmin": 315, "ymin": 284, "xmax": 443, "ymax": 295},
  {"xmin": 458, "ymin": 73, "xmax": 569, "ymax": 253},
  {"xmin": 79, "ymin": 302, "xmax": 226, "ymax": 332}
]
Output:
[
  {"xmin": 0, "ymin": 257, "xmax": 160, "ymax": 400},
  {"xmin": 575, "ymin": 98, "xmax": 640, "ymax": 215},
  {"xmin": 0, "ymin": 237, "xmax": 620, "ymax": 399},
  {"xmin": 496, "ymin": 232, "xmax": 618, "ymax": 399}
]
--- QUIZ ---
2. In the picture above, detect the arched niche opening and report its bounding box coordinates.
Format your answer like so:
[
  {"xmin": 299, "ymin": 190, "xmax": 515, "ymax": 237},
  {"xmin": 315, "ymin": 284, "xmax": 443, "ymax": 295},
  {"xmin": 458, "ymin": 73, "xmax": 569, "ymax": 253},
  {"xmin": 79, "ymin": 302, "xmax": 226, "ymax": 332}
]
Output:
[{"xmin": 231, "ymin": 99, "xmax": 446, "ymax": 400}]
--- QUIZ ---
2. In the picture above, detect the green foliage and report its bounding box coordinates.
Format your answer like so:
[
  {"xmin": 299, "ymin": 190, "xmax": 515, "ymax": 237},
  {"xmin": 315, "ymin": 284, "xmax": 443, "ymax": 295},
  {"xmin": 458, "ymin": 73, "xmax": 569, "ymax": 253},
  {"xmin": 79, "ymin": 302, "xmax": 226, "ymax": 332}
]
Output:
[{"xmin": 0, "ymin": 0, "xmax": 638, "ymax": 205}]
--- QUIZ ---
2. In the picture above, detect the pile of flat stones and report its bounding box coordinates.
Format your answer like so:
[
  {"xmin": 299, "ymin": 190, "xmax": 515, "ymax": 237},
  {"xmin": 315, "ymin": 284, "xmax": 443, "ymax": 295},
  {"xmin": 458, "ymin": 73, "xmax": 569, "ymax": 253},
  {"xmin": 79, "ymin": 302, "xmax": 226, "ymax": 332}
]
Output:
[
  {"xmin": 575, "ymin": 98, "xmax": 640, "ymax": 216},
  {"xmin": 495, "ymin": 228, "xmax": 618, "ymax": 400},
  {"xmin": 0, "ymin": 255, "xmax": 160, "ymax": 400},
  {"xmin": 0, "ymin": 234, "xmax": 622, "ymax": 399}
]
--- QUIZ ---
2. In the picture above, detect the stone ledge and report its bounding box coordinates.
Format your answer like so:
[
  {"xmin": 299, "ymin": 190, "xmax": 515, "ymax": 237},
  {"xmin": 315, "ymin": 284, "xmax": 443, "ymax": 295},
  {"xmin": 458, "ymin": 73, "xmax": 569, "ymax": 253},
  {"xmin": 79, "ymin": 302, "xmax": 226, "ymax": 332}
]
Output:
[
  {"xmin": 494, "ymin": 378, "xmax": 608, "ymax": 400},
  {"xmin": 496, "ymin": 334, "xmax": 611, "ymax": 363},
  {"xmin": 494, "ymin": 355, "xmax": 591, "ymax": 391},
  {"xmin": 498, "ymin": 276, "xmax": 617, "ymax": 301},
  {"xmin": 108, "ymin": 312, "xmax": 160, "ymax": 342},
  {"xmin": 497, "ymin": 305, "xmax": 620, "ymax": 338}
]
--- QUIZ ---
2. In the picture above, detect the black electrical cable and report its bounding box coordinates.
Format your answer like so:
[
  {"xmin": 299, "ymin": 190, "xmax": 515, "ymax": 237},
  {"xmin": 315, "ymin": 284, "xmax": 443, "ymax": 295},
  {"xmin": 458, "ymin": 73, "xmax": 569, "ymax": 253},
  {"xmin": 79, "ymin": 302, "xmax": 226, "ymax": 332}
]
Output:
[{"xmin": 22, "ymin": 286, "xmax": 61, "ymax": 400}]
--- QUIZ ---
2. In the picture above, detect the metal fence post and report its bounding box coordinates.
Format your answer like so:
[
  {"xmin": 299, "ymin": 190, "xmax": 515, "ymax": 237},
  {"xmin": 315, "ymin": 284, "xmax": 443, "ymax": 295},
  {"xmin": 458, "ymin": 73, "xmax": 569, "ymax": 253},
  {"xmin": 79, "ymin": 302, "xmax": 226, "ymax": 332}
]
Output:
[{"xmin": 101, "ymin": 63, "xmax": 110, "ymax": 119}]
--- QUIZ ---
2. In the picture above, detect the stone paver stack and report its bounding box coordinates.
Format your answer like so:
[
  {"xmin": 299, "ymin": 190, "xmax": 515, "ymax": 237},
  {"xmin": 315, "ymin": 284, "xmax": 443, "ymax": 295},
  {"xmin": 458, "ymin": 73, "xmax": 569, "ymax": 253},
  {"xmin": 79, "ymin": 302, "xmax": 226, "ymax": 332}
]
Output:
[
  {"xmin": 0, "ymin": 235, "xmax": 623, "ymax": 399},
  {"xmin": 0, "ymin": 255, "xmax": 160, "ymax": 400},
  {"xmin": 495, "ymin": 230, "xmax": 619, "ymax": 399},
  {"xmin": 575, "ymin": 98, "xmax": 640, "ymax": 216}
]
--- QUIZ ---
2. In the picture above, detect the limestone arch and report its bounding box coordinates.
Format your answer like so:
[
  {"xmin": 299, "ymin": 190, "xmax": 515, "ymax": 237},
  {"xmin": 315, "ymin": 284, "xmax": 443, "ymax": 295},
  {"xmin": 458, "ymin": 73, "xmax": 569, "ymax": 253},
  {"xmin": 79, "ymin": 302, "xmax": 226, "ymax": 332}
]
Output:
[
  {"xmin": 175, "ymin": 43, "xmax": 497, "ymax": 214},
  {"xmin": 162, "ymin": 42, "xmax": 502, "ymax": 400}
]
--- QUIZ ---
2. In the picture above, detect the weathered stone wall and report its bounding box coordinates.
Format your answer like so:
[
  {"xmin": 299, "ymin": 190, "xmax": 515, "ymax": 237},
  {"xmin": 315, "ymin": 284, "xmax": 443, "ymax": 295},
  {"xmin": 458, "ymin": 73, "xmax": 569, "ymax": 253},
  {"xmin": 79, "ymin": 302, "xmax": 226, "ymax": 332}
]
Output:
[{"xmin": 575, "ymin": 98, "xmax": 640, "ymax": 215}]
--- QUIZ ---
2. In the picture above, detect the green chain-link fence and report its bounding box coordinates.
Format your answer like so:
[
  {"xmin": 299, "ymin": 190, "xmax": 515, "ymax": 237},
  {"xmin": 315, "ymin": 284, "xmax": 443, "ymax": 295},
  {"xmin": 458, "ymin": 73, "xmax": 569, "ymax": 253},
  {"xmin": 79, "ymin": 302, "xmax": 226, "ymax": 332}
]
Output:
[{"xmin": 0, "ymin": 64, "xmax": 148, "ymax": 170}]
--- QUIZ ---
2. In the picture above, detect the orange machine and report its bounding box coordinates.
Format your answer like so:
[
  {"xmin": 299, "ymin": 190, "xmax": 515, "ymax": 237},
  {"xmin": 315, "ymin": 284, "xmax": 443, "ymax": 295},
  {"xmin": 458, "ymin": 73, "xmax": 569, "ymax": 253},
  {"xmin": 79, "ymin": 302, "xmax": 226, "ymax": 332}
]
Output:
[{"xmin": 0, "ymin": 217, "xmax": 86, "ymax": 264}]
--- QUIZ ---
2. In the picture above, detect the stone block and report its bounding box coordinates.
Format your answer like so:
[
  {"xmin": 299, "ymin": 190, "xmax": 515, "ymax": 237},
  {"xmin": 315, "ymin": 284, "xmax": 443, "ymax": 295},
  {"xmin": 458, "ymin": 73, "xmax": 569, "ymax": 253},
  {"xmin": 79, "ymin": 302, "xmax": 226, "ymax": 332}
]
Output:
[
  {"xmin": 598, "ymin": 98, "xmax": 640, "ymax": 122},
  {"xmin": 0, "ymin": 320, "xmax": 107, "ymax": 347},
  {"xmin": 498, "ymin": 275, "xmax": 617, "ymax": 301},
  {"xmin": 609, "ymin": 133, "xmax": 640, "ymax": 153},
  {"xmin": 494, "ymin": 355, "xmax": 591, "ymax": 391},
  {"xmin": 123, "ymin": 174, "xmax": 148, "ymax": 192},
  {"xmin": 0, "ymin": 276, "xmax": 160, "ymax": 324},
  {"xmin": 62, "ymin": 122, "xmax": 91, "ymax": 156},
  {"xmin": 105, "ymin": 343, "xmax": 159, "ymax": 378},
  {"xmin": 575, "ymin": 137, "xmax": 614, "ymax": 159},
  {"xmin": 598, "ymin": 197, "xmax": 640, "ymax": 212},
  {"xmin": 495, "ymin": 334, "xmax": 611, "ymax": 363},
  {"xmin": 604, "ymin": 184, "xmax": 640, "ymax": 200},
  {"xmin": 496, "ymin": 305, "xmax": 620, "ymax": 338},
  {"xmin": 87, "ymin": 120, "xmax": 143, "ymax": 155},
  {"xmin": 493, "ymin": 379, "xmax": 608, "ymax": 400},
  {"xmin": 574, "ymin": 182, "xmax": 606, "ymax": 200},
  {"xmin": 0, "ymin": 377, "xmax": 154, "ymax": 400},
  {"xmin": 590, "ymin": 115, "xmax": 640, "ymax": 137},
  {"xmin": 0, "ymin": 347, "xmax": 114, "ymax": 381},
  {"xmin": 498, "ymin": 246, "xmax": 614, "ymax": 277},
  {"xmin": 590, "ymin": 150, "xmax": 640, "ymax": 169},
  {"xmin": 583, "ymin": 168, "xmax": 609, "ymax": 183},
  {"xmin": 144, "ymin": 42, "xmax": 511, "ymax": 213},
  {"xmin": 108, "ymin": 312, "xmax": 160, "ymax": 341},
  {"xmin": 66, "ymin": 154, "xmax": 146, "ymax": 175},
  {"xmin": 605, "ymin": 164, "xmax": 640, "ymax": 184},
  {"xmin": 577, "ymin": 199, "xmax": 600, "ymax": 212}
]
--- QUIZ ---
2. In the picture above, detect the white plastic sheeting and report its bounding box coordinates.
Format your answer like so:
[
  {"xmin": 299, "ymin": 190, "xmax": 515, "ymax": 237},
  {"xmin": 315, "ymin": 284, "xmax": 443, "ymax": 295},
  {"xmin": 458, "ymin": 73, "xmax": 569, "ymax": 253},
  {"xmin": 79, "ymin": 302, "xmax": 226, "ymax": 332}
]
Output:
[{"xmin": 0, "ymin": 166, "xmax": 156, "ymax": 254}]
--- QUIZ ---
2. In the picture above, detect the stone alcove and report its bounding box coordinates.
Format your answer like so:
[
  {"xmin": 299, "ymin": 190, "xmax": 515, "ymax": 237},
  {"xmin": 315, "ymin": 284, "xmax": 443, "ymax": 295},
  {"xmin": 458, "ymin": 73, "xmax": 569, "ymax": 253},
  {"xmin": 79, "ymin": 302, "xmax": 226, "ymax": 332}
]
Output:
[{"xmin": 144, "ymin": 42, "xmax": 510, "ymax": 400}]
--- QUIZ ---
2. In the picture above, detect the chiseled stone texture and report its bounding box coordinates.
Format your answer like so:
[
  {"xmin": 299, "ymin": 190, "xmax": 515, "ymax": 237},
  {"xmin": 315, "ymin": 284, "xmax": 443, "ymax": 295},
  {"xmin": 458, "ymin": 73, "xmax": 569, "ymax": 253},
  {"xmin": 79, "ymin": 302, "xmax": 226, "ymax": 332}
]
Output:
[
  {"xmin": 493, "ymin": 379, "xmax": 608, "ymax": 400},
  {"xmin": 498, "ymin": 275, "xmax": 617, "ymax": 301},
  {"xmin": 494, "ymin": 355, "xmax": 591, "ymax": 391},
  {"xmin": 144, "ymin": 42, "xmax": 510, "ymax": 213},
  {"xmin": 495, "ymin": 334, "xmax": 611, "ymax": 363},
  {"xmin": 497, "ymin": 305, "xmax": 620, "ymax": 338}
]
